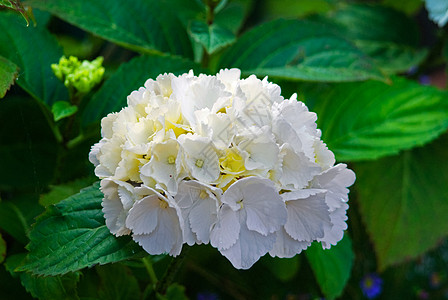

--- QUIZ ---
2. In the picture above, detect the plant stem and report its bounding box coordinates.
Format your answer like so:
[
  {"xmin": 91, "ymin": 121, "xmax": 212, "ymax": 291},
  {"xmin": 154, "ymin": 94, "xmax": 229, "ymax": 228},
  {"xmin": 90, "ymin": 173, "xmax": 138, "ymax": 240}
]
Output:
[
  {"xmin": 201, "ymin": 0, "xmax": 218, "ymax": 68},
  {"xmin": 206, "ymin": 0, "xmax": 217, "ymax": 25},
  {"xmin": 142, "ymin": 256, "xmax": 158, "ymax": 284},
  {"xmin": 66, "ymin": 133, "xmax": 84, "ymax": 149},
  {"xmin": 154, "ymin": 247, "xmax": 189, "ymax": 295}
]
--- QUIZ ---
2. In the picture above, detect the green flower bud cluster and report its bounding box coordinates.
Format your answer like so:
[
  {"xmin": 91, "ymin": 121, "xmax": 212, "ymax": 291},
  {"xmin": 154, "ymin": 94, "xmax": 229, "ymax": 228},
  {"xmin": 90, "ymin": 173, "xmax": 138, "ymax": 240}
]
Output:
[{"xmin": 51, "ymin": 56, "xmax": 105, "ymax": 94}]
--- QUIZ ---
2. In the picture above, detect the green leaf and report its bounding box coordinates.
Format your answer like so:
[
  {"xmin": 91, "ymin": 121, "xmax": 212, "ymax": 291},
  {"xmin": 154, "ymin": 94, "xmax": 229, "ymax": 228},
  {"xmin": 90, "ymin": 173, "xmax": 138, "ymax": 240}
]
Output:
[
  {"xmin": 306, "ymin": 235, "xmax": 354, "ymax": 300},
  {"xmin": 355, "ymin": 135, "xmax": 448, "ymax": 270},
  {"xmin": 214, "ymin": 0, "xmax": 253, "ymax": 34},
  {"xmin": 0, "ymin": 192, "xmax": 44, "ymax": 245},
  {"xmin": 81, "ymin": 55, "xmax": 202, "ymax": 127},
  {"xmin": 18, "ymin": 183, "xmax": 145, "ymax": 276},
  {"xmin": 189, "ymin": 20, "xmax": 235, "ymax": 54},
  {"xmin": 218, "ymin": 19, "xmax": 385, "ymax": 82},
  {"xmin": 262, "ymin": 0, "xmax": 333, "ymax": 19},
  {"xmin": 0, "ymin": 233, "xmax": 6, "ymax": 264},
  {"xmin": 6, "ymin": 253, "xmax": 80, "ymax": 300},
  {"xmin": 39, "ymin": 177, "xmax": 96, "ymax": 207},
  {"xmin": 0, "ymin": 96, "xmax": 58, "ymax": 191},
  {"xmin": 0, "ymin": 55, "xmax": 18, "ymax": 98},
  {"xmin": 0, "ymin": 202, "xmax": 29, "ymax": 244},
  {"xmin": 302, "ymin": 77, "xmax": 448, "ymax": 161},
  {"xmin": 0, "ymin": 0, "xmax": 34, "ymax": 26},
  {"xmin": 381, "ymin": 0, "xmax": 423, "ymax": 15},
  {"xmin": 326, "ymin": 4, "xmax": 427, "ymax": 73},
  {"xmin": 24, "ymin": 0, "xmax": 193, "ymax": 57},
  {"xmin": 97, "ymin": 264, "xmax": 140, "ymax": 300},
  {"xmin": 157, "ymin": 283, "xmax": 188, "ymax": 300},
  {"xmin": 51, "ymin": 101, "xmax": 78, "ymax": 122},
  {"xmin": 20, "ymin": 272, "xmax": 80, "ymax": 300},
  {"xmin": 0, "ymin": 12, "xmax": 68, "ymax": 105},
  {"xmin": 261, "ymin": 255, "xmax": 300, "ymax": 282}
]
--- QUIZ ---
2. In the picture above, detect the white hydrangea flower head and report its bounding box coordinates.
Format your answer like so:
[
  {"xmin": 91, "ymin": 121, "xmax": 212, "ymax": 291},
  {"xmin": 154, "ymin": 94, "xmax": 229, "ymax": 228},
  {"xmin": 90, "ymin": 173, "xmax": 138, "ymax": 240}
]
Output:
[{"xmin": 90, "ymin": 68, "xmax": 356, "ymax": 269}]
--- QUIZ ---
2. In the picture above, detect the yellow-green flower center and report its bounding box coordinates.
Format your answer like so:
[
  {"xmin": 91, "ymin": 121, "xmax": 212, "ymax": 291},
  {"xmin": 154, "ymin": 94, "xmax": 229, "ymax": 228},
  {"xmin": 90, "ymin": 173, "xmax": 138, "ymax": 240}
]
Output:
[
  {"xmin": 220, "ymin": 149, "xmax": 245, "ymax": 174},
  {"xmin": 195, "ymin": 159, "xmax": 204, "ymax": 168}
]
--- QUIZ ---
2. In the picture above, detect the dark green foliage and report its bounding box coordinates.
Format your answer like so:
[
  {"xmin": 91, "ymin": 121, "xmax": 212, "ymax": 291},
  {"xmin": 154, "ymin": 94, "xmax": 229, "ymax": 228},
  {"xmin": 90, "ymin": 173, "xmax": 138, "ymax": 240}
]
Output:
[{"xmin": 18, "ymin": 184, "xmax": 144, "ymax": 276}]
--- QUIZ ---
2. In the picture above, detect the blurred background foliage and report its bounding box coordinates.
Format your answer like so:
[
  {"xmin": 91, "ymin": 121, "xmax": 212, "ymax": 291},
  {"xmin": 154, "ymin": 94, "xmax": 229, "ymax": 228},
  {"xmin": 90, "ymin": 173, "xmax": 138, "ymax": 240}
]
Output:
[{"xmin": 1, "ymin": 0, "xmax": 448, "ymax": 299}]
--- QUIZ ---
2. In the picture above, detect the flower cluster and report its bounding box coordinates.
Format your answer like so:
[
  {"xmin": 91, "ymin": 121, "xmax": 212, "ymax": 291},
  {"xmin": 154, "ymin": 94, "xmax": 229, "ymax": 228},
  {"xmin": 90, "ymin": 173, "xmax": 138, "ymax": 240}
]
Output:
[
  {"xmin": 52, "ymin": 56, "xmax": 105, "ymax": 94},
  {"xmin": 89, "ymin": 69, "xmax": 355, "ymax": 269}
]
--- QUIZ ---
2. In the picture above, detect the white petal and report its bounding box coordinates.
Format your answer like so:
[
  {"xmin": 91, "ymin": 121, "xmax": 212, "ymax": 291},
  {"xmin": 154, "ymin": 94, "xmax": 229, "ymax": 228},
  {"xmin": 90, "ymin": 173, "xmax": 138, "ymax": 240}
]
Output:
[
  {"xmin": 311, "ymin": 164, "xmax": 356, "ymax": 210},
  {"xmin": 278, "ymin": 144, "xmax": 321, "ymax": 189},
  {"xmin": 126, "ymin": 87, "xmax": 147, "ymax": 109},
  {"xmin": 100, "ymin": 179, "xmax": 135, "ymax": 236},
  {"xmin": 172, "ymin": 75, "xmax": 230, "ymax": 126},
  {"xmin": 216, "ymin": 68, "xmax": 241, "ymax": 92},
  {"xmin": 236, "ymin": 126, "xmax": 279, "ymax": 171},
  {"xmin": 210, "ymin": 204, "xmax": 240, "ymax": 250},
  {"xmin": 189, "ymin": 198, "xmax": 218, "ymax": 244},
  {"xmin": 222, "ymin": 177, "xmax": 286, "ymax": 235},
  {"xmin": 272, "ymin": 117, "xmax": 302, "ymax": 150},
  {"xmin": 117, "ymin": 185, "xmax": 135, "ymax": 211},
  {"xmin": 219, "ymin": 212, "xmax": 276, "ymax": 269},
  {"xmin": 175, "ymin": 180, "xmax": 221, "ymax": 245},
  {"xmin": 89, "ymin": 140, "xmax": 104, "ymax": 166},
  {"xmin": 208, "ymin": 113, "xmax": 234, "ymax": 149},
  {"xmin": 276, "ymin": 99, "xmax": 317, "ymax": 133},
  {"xmin": 269, "ymin": 228, "xmax": 311, "ymax": 258},
  {"xmin": 126, "ymin": 196, "xmax": 159, "ymax": 235},
  {"xmin": 101, "ymin": 113, "xmax": 118, "ymax": 139},
  {"xmin": 140, "ymin": 139, "xmax": 181, "ymax": 194},
  {"xmin": 313, "ymin": 139, "xmax": 335, "ymax": 170},
  {"xmin": 102, "ymin": 195, "xmax": 130, "ymax": 236},
  {"xmin": 131, "ymin": 200, "xmax": 183, "ymax": 256},
  {"xmin": 98, "ymin": 136, "xmax": 124, "ymax": 176},
  {"xmin": 114, "ymin": 150, "xmax": 142, "ymax": 182},
  {"xmin": 178, "ymin": 134, "xmax": 220, "ymax": 183},
  {"xmin": 318, "ymin": 202, "xmax": 349, "ymax": 249},
  {"xmin": 283, "ymin": 190, "xmax": 331, "ymax": 241}
]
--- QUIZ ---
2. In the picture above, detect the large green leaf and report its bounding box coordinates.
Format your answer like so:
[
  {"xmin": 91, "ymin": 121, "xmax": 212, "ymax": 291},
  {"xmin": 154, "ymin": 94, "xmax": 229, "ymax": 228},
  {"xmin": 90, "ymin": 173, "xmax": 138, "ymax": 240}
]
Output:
[
  {"xmin": 39, "ymin": 177, "xmax": 96, "ymax": 207},
  {"xmin": 355, "ymin": 135, "xmax": 448, "ymax": 270},
  {"xmin": 218, "ymin": 19, "xmax": 385, "ymax": 82},
  {"xmin": 0, "ymin": 12, "xmax": 67, "ymax": 105},
  {"xmin": 6, "ymin": 254, "xmax": 80, "ymax": 300},
  {"xmin": 18, "ymin": 183, "xmax": 145, "ymax": 276},
  {"xmin": 0, "ymin": 55, "xmax": 18, "ymax": 98},
  {"xmin": 302, "ymin": 77, "xmax": 448, "ymax": 161},
  {"xmin": 306, "ymin": 235, "xmax": 354, "ymax": 300},
  {"xmin": 326, "ymin": 4, "xmax": 427, "ymax": 73},
  {"xmin": 189, "ymin": 20, "xmax": 236, "ymax": 54},
  {"xmin": 24, "ymin": 0, "xmax": 194, "ymax": 57},
  {"xmin": 187, "ymin": 0, "xmax": 252, "ymax": 55},
  {"xmin": 81, "ymin": 55, "xmax": 202, "ymax": 127}
]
